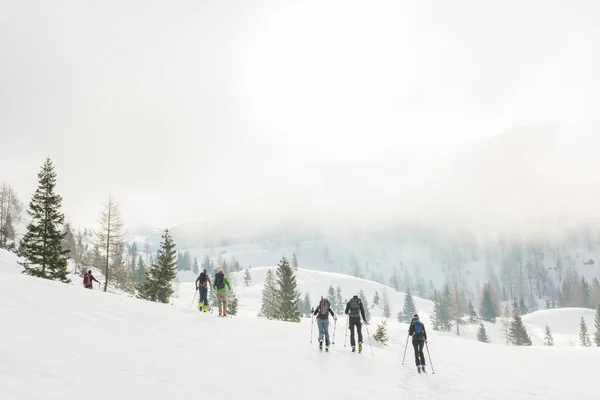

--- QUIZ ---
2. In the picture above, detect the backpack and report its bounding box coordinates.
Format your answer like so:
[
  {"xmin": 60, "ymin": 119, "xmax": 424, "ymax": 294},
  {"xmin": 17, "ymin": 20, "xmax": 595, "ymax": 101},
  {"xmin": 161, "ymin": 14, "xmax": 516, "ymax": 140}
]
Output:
[
  {"xmin": 215, "ymin": 272, "xmax": 225, "ymax": 289},
  {"xmin": 414, "ymin": 321, "xmax": 423, "ymax": 334},
  {"xmin": 349, "ymin": 297, "xmax": 361, "ymax": 317},
  {"xmin": 83, "ymin": 273, "xmax": 92, "ymax": 286},
  {"xmin": 319, "ymin": 299, "xmax": 330, "ymax": 316},
  {"xmin": 198, "ymin": 272, "xmax": 207, "ymax": 285}
]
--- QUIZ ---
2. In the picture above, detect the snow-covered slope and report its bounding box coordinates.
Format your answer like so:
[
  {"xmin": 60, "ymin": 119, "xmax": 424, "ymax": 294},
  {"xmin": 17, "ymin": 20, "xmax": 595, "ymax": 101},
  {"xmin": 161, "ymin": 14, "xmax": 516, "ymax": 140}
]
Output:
[{"xmin": 2, "ymin": 249, "xmax": 600, "ymax": 400}]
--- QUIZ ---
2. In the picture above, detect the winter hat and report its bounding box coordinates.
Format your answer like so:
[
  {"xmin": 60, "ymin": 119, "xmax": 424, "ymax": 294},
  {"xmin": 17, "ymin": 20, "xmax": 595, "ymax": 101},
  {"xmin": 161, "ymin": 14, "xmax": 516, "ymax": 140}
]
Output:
[
  {"xmin": 414, "ymin": 313, "xmax": 419, "ymax": 318},
  {"xmin": 88, "ymin": 270, "xmax": 92, "ymax": 274},
  {"xmin": 203, "ymin": 269, "xmax": 207, "ymax": 273}
]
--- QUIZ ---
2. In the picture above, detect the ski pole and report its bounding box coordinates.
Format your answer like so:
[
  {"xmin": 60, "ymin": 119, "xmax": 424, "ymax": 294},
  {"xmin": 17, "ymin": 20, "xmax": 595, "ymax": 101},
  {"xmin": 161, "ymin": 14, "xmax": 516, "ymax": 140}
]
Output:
[
  {"xmin": 364, "ymin": 322, "xmax": 374, "ymax": 356},
  {"xmin": 189, "ymin": 289, "xmax": 197, "ymax": 308},
  {"xmin": 332, "ymin": 317, "xmax": 337, "ymax": 345},
  {"xmin": 401, "ymin": 334, "xmax": 409, "ymax": 365},
  {"xmin": 344, "ymin": 316, "xmax": 349, "ymax": 347},
  {"xmin": 310, "ymin": 316, "xmax": 314, "ymax": 344},
  {"xmin": 425, "ymin": 342, "xmax": 435, "ymax": 374}
]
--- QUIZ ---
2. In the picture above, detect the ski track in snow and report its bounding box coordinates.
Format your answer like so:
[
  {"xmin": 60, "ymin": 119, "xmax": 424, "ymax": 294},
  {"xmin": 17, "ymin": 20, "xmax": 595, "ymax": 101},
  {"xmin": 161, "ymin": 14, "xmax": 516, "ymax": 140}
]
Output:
[{"xmin": 1, "ymin": 250, "xmax": 600, "ymax": 399}]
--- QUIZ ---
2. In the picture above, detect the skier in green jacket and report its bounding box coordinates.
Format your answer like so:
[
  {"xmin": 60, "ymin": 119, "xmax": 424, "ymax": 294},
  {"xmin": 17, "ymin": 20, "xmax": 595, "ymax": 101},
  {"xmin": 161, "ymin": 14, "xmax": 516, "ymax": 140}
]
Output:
[{"xmin": 212, "ymin": 270, "xmax": 232, "ymax": 316}]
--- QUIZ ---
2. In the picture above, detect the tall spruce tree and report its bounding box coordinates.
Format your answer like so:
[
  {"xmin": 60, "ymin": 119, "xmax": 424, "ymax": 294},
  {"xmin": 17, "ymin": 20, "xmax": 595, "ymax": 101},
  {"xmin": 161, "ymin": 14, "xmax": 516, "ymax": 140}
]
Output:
[
  {"xmin": 137, "ymin": 229, "xmax": 177, "ymax": 303},
  {"xmin": 358, "ymin": 290, "xmax": 371, "ymax": 320},
  {"xmin": 291, "ymin": 252, "xmax": 299, "ymax": 271},
  {"xmin": 382, "ymin": 288, "xmax": 391, "ymax": 318},
  {"xmin": 579, "ymin": 316, "xmax": 591, "ymax": 347},
  {"xmin": 228, "ymin": 291, "xmax": 239, "ymax": 315},
  {"xmin": 302, "ymin": 292, "xmax": 312, "ymax": 317},
  {"xmin": 136, "ymin": 255, "xmax": 146, "ymax": 284},
  {"xmin": 594, "ymin": 305, "xmax": 600, "ymax": 346},
  {"xmin": 476, "ymin": 322, "xmax": 489, "ymax": 343},
  {"xmin": 467, "ymin": 299, "xmax": 478, "ymax": 323},
  {"xmin": 18, "ymin": 158, "xmax": 70, "ymax": 282},
  {"xmin": 373, "ymin": 291, "xmax": 380, "ymax": 307},
  {"xmin": 544, "ymin": 324, "xmax": 554, "ymax": 346},
  {"xmin": 0, "ymin": 183, "xmax": 23, "ymax": 249},
  {"xmin": 335, "ymin": 286, "xmax": 344, "ymax": 314},
  {"xmin": 259, "ymin": 268, "xmax": 277, "ymax": 319},
  {"xmin": 402, "ymin": 290, "xmax": 417, "ymax": 323},
  {"xmin": 95, "ymin": 196, "xmax": 125, "ymax": 292},
  {"xmin": 243, "ymin": 269, "xmax": 252, "ymax": 286},
  {"xmin": 327, "ymin": 285, "xmax": 338, "ymax": 311},
  {"xmin": 273, "ymin": 256, "xmax": 301, "ymax": 322},
  {"xmin": 480, "ymin": 283, "xmax": 498, "ymax": 322},
  {"xmin": 192, "ymin": 256, "xmax": 199, "ymax": 274},
  {"xmin": 508, "ymin": 310, "xmax": 532, "ymax": 346}
]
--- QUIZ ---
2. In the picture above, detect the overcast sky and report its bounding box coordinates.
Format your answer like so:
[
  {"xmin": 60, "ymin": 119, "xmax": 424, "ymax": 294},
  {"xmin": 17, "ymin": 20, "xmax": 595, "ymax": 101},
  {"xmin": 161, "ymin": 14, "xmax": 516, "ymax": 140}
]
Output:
[{"xmin": 1, "ymin": 0, "xmax": 599, "ymax": 233}]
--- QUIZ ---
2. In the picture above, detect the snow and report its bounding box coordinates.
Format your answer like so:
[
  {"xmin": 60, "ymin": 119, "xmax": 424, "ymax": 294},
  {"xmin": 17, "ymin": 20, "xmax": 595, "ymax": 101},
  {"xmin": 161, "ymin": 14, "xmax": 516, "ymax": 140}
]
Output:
[{"xmin": 1, "ymin": 249, "xmax": 600, "ymax": 399}]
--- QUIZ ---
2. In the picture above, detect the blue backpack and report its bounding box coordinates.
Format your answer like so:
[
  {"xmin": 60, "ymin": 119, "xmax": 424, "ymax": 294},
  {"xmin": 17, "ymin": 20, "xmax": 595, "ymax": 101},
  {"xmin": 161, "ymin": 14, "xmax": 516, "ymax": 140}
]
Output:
[{"xmin": 412, "ymin": 317, "xmax": 423, "ymax": 334}]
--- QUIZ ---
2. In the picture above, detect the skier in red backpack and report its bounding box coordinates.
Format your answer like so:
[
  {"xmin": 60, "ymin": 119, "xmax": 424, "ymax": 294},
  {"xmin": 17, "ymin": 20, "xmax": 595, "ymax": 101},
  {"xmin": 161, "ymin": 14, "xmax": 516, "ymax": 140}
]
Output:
[
  {"xmin": 83, "ymin": 269, "xmax": 99, "ymax": 289},
  {"xmin": 313, "ymin": 296, "xmax": 336, "ymax": 351}
]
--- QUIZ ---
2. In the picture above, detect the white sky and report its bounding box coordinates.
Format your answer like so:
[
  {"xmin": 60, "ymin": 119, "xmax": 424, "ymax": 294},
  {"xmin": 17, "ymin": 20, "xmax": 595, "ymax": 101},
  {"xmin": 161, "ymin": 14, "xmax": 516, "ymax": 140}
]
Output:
[{"xmin": 1, "ymin": 0, "xmax": 599, "ymax": 232}]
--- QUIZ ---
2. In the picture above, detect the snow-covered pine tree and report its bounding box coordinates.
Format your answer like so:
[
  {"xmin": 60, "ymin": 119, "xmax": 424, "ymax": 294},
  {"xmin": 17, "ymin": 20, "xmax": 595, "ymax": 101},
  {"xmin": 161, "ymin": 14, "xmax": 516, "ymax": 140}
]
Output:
[
  {"xmin": 431, "ymin": 290, "xmax": 441, "ymax": 330},
  {"xmin": 594, "ymin": 305, "xmax": 600, "ymax": 346},
  {"xmin": 401, "ymin": 290, "xmax": 417, "ymax": 323},
  {"xmin": 579, "ymin": 316, "xmax": 591, "ymax": 347},
  {"xmin": 259, "ymin": 268, "xmax": 276, "ymax": 319},
  {"xmin": 480, "ymin": 283, "xmax": 498, "ymax": 322},
  {"xmin": 273, "ymin": 256, "xmax": 301, "ymax": 322},
  {"xmin": 18, "ymin": 158, "xmax": 70, "ymax": 283},
  {"xmin": 0, "ymin": 183, "xmax": 23, "ymax": 249},
  {"xmin": 544, "ymin": 324, "xmax": 554, "ymax": 346},
  {"xmin": 302, "ymin": 292, "xmax": 312, "ymax": 317},
  {"xmin": 467, "ymin": 299, "xmax": 478, "ymax": 323},
  {"xmin": 373, "ymin": 320, "xmax": 389, "ymax": 345},
  {"xmin": 61, "ymin": 223, "xmax": 76, "ymax": 262},
  {"xmin": 95, "ymin": 196, "xmax": 125, "ymax": 292},
  {"xmin": 382, "ymin": 288, "xmax": 391, "ymax": 318},
  {"xmin": 439, "ymin": 284, "xmax": 453, "ymax": 331},
  {"xmin": 137, "ymin": 229, "xmax": 177, "ymax": 303},
  {"xmin": 508, "ymin": 310, "xmax": 532, "ymax": 346},
  {"xmin": 373, "ymin": 291, "xmax": 380, "ymax": 307},
  {"xmin": 476, "ymin": 322, "xmax": 489, "ymax": 343},
  {"xmin": 228, "ymin": 291, "xmax": 239, "ymax": 315},
  {"xmin": 136, "ymin": 255, "xmax": 145, "ymax": 284},
  {"xmin": 192, "ymin": 256, "xmax": 199, "ymax": 274},
  {"xmin": 291, "ymin": 252, "xmax": 299, "ymax": 271},
  {"xmin": 358, "ymin": 290, "xmax": 371, "ymax": 320},
  {"xmin": 327, "ymin": 284, "xmax": 338, "ymax": 311},
  {"xmin": 335, "ymin": 286, "xmax": 344, "ymax": 314},
  {"xmin": 519, "ymin": 297, "xmax": 528, "ymax": 315},
  {"xmin": 243, "ymin": 269, "xmax": 252, "ymax": 286}
]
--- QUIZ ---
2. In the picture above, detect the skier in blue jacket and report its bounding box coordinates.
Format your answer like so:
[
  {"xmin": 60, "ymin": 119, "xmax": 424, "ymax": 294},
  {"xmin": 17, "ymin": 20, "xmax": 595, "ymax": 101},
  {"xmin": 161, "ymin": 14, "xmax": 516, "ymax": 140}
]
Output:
[{"xmin": 408, "ymin": 313, "xmax": 428, "ymax": 373}]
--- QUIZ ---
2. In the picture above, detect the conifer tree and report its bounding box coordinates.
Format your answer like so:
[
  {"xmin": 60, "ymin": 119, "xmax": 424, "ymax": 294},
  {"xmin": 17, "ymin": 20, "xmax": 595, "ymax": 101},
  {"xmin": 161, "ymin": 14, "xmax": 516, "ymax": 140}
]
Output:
[
  {"xmin": 508, "ymin": 310, "xmax": 532, "ymax": 346},
  {"xmin": 439, "ymin": 284, "xmax": 453, "ymax": 331},
  {"xmin": 382, "ymin": 288, "xmax": 391, "ymax": 318},
  {"xmin": 273, "ymin": 256, "xmax": 300, "ymax": 322},
  {"xmin": 137, "ymin": 229, "xmax": 177, "ymax": 303},
  {"xmin": 335, "ymin": 286, "xmax": 344, "ymax": 314},
  {"xmin": 327, "ymin": 285, "xmax": 338, "ymax": 311},
  {"xmin": 243, "ymin": 269, "xmax": 252, "ymax": 286},
  {"xmin": 373, "ymin": 291, "xmax": 380, "ymax": 307},
  {"xmin": 401, "ymin": 290, "xmax": 417, "ymax": 323},
  {"xmin": 192, "ymin": 256, "xmax": 199, "ymax": 274},
  {"xmin": 431, "ymin": 290, "xmax": 441, "ymax": 330},
  {"xmin": 544, "ymin": 325, "xmax": 554, "ymax": 346},
  {"xmin": 18, "ymin": 158, "xmax": 70, "ymax": 283},
  {"xmin": 519, "ymin": 297, "xmax": 528, "ymax": 315},
  {"xmin": 480, "ymin": 283, "xmax": 498, "ymax": 322},
  {"xmin": 61, "ymin": 223, "xmax": 76, "ymax": 261},
  {"xmin": 291, "ymin": 252, "xmax": 299, "ymax": 271},
  {"xmin": 373, "ymin": 320, "xmax": 389, "ymax": 345},
  {"xmin": 303, "ymin": 292, "xmax": 312, "ymax": 317},
  {"xmin": 594, "ymin": 305, "xmax": 600, "ymax": 346},
  {"xmin": 259, "ymin": 268, "xmax": 276, "ymax": 319},
  {"xmin": 228, "ymin": 291, "xmax": 239, "ymax": 315},
  {"xmin": 579, "ymin": 316, "xmax": 591, "ymax": 347},
  {"xmin": 0, "ymin": 183, "xmax": 23, "ymax": 249},
  {"xmin": 358, "ymin": 290, "xmax": 371, "ymax": 320},
  {"xmin": 95, "ymin": 196, "xmax": 125, "ymax": 292},
  {"xmin": 136, "ymin": 256, "xmax": 145, "ymax": 284},
  {"xmin": 467, "ymin": 299, "xmax": 478, "ymax": 323},
  {"xmin": 476, "ymin": 322, "xmax": 489, "ymax": 343}
]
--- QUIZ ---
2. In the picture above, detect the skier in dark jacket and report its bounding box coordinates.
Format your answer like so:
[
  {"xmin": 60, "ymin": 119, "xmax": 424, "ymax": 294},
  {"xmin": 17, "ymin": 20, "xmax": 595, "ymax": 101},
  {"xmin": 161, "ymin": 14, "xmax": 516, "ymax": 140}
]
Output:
[
  {"xmin": 195, "ymin": 269, "xmax": 212, "ymax": 312},
  {"xmin": 313, "ymin": 296, "xmax": 336, "ymax": 351},
  {"xmin": 408, "ymin": 313, "xmax": 428, "ymax": 373},
  {"xmin": 345, "ymin": 294, "xmax": 367, "ymax": 353},
  {"xmin": 83, "ymin": 269, "xmax": 99, "ymax": 289}
]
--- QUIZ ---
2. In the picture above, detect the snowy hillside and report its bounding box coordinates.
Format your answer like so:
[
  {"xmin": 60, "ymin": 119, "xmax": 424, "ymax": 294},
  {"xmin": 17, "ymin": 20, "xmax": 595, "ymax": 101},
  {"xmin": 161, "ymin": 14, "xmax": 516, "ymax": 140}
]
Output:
[{"xmin": 2, "ymin": 249, "xmax": 600, "ymax": 399}]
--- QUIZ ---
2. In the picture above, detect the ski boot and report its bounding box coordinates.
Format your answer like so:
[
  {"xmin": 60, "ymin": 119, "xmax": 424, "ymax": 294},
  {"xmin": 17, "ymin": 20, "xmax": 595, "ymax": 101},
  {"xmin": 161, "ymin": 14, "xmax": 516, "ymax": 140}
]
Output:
[
  {"xmin": 319, "ymin": 340, "xmax": 323, "ymax": 350},
  {"xmin": 421, "ymin": 366, "xmax": 426, "ymax": 373},
  {"xmin": 198, "ymin": 302, "xmax": 204, "ymax": 311},
  {"xmin": 351, "ymin": 345, "xmax": 356, "ymax": 352},
  {"xmin": 358, "ymin": 342, "xmax": 362, "ymax": 353},
  {"xmin": 203, "ymin": 304, "xmax": 209, "ymax": 312}
]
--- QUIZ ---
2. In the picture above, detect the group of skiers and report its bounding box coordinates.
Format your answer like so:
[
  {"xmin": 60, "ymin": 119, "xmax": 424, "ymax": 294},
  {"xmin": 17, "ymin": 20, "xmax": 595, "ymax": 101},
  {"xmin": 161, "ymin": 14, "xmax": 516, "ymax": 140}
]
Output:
[
  {"xmin": 83, "ymin": 266, "xmax": 428, "ymax": 371},
  {"xmin": 313, "ymin": 294, "xmax": 428, "ymax": 372},
  {"xmin": 195, "ymin": 268, "xmax": 232, "ymax": 316}
]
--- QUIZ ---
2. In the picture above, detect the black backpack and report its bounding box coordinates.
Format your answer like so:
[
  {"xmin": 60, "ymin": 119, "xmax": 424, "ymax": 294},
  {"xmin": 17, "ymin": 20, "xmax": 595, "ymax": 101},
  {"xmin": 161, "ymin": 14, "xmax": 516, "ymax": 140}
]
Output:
[
  {"xmin": 215, "ymin": 272, "xmax": 225, "ymax": 289},
  {"xmin": 198, "ymin": 272, "xmax": 207, "ymax": 285},
  {"xmin": 349, "ymin": 297, "xmax": 361, "ymax": 317}
]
